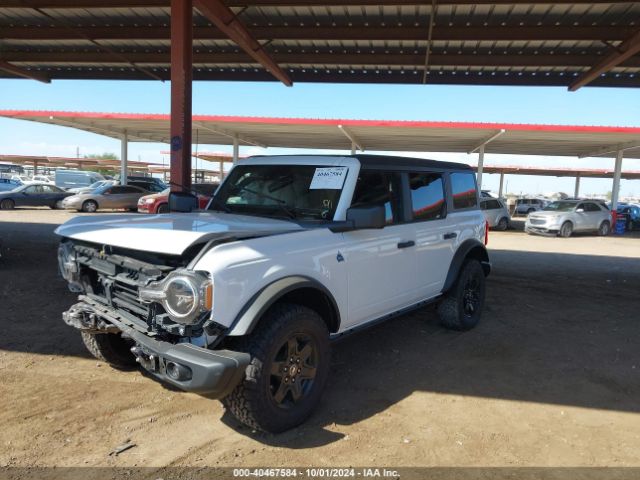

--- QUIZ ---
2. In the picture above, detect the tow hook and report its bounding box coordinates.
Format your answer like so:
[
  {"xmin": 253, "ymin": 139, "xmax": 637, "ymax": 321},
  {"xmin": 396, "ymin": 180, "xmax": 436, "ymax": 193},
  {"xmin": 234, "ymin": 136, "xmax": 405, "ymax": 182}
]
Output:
[
  {"xmin": 131, "ymin": 345, "xmax": 159, "ymax": 372},
  {"xmin": 62, "ymin": 303, "xmax": 119, "ymax": 333}
]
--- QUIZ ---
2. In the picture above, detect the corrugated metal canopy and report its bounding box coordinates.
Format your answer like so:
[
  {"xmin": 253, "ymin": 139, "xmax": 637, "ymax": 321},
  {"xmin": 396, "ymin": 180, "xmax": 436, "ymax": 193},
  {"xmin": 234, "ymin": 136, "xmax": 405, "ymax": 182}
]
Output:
[
  {"xmin": 2, "ymin": 109, "xmax": 640, "ymax": 159},
  {"xmin": 0, "ymin": 1, "xmax": 639, "ymax": 88}
]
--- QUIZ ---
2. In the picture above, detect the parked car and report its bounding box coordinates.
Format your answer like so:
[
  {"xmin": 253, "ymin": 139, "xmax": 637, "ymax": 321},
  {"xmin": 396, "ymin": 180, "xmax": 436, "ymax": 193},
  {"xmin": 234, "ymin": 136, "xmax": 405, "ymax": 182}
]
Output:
[
  {"xmin": 32, "ymin": 175, "xmax": 54, "ymax": 184},
  {"xmin": 515, "ymin": 198, "xmax": 547, "ymax": 215},
  {"xmin": 56, "ymin": 154, "xmax": 490, "ymax": 433},
  {"xmin": 66, "ymin": 179, "xmax": 116, "ymax": 195},
  {"xmin": 11, "ymin": 174, "xmax": 33, "ymax": 184},
  {"xmin": 0, "ymin": 178, "xmax": 22, "ymax": 192},
  {"xmin": 617, "ymin": 204, "xmax": 640, "ymax": 231},
  {"xmin": 128, "ymin": 179, "xmax": 166, "ymax": 193},
  {"xmin": 480, "ymin": 197, "xmax": 510, "ymax": 230},
  {"xmin": 525, "ymin": 199, "xmax": 612, "ymax": 237},
  {"xmin": 138, "ymin": 183, "xmax": 218, "ymax": 214},
  {"xmin": 61, "ymin": 184, "xmax": 149, "ymax": 212},
  {"xmin": 0, "ymin": 183, "xmax": 73, "ymax": 210},
  {"xmin": 55, "ymin": 170, "xmax": 105, "ymax": 190}
]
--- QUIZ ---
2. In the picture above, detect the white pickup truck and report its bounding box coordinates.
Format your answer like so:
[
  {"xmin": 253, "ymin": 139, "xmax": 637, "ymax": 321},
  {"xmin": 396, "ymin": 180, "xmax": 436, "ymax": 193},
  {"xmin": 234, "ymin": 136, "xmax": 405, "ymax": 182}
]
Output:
[{"xmin": 57, "ymin": 154, "xmax": 490, "ymax": 433}]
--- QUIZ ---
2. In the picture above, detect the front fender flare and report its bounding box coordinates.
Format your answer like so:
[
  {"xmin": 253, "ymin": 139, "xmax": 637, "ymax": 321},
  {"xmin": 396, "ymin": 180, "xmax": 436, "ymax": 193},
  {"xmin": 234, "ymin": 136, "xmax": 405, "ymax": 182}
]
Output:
[{"xmin": 228, "ymin": 275, "xmax": 341, "ymax": 336}]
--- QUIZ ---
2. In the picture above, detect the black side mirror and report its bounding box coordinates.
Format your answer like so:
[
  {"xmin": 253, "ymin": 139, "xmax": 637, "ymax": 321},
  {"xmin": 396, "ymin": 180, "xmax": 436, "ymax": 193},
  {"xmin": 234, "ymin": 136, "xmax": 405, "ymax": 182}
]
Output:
[
  {"xmin": 169, "ymin": 191, "xmax": 198, "ymax": 213},
  {"xmin": 346, "ymin": 205, "xmax": 386, "ymax": 229}
]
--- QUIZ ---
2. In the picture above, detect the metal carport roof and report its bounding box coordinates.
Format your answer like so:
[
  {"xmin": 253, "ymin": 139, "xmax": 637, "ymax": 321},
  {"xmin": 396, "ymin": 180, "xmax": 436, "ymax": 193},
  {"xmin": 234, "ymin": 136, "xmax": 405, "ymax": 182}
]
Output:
[
  {"xmin": 2, "ymin": 109, "xmax": 640, "ymax": 159},
  {"xmin": 1, "ymin": 1, "xmax": 639, "ymax": 89}
]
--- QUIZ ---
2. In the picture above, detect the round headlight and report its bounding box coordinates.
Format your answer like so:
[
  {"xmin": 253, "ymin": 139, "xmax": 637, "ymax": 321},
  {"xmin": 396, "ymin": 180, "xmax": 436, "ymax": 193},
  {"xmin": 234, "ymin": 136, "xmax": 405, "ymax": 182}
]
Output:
[{"xmin": 164, "ymin": 277, "xmax": 199, "ymax": 319}]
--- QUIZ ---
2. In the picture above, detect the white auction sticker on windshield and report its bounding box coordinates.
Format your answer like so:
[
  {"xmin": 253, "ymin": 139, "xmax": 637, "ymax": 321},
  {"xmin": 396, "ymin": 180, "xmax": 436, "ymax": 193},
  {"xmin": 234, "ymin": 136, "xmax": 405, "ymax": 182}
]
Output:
[{"xmin": 309, "ymin": 167, "xmax": 348, "ymax": 190}]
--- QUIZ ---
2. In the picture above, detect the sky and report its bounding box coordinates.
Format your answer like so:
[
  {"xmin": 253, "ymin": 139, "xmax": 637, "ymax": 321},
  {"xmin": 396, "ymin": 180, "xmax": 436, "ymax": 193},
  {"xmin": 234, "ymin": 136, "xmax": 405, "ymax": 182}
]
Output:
[{"xmin": 1, "ymin": 79, "xmax": 640, "ymax": 197}]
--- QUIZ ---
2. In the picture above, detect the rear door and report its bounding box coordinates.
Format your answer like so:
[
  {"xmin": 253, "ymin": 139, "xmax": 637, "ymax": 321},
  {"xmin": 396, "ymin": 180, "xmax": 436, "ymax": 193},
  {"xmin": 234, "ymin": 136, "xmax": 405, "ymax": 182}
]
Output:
[
  {"xmin": 408, "ymin": 171, "xmax": 455, "ymax": 297},
  {"xmin": 342, "ymin": 170, "xmax": 419, "ymax": 328}
]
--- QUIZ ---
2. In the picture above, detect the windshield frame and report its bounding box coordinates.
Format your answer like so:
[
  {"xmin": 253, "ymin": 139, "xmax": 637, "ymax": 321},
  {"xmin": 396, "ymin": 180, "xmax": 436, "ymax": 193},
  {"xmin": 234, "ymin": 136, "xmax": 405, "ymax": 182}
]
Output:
[
  {"xmin": 543, "ymin": 201, "xmax": 579, "ymax": 212},
  {"xmin": 210, "ymin": 163, "xmax": 349, "ymax": 222}
]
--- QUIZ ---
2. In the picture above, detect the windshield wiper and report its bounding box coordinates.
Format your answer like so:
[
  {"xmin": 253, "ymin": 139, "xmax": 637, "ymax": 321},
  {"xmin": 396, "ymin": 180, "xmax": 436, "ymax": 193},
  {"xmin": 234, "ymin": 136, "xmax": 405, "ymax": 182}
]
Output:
[
  {"xmin": 237, "ymin": 186, "xmax": 297, "ymax": 219},
  {"xmin": 209, "ymin": 196, "xmax": 231, "ymax": 213}
]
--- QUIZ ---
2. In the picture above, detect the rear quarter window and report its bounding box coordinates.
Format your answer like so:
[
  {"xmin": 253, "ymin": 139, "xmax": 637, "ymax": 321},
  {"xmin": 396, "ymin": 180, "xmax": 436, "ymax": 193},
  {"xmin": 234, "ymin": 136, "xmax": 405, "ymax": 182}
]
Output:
[{"xmin": 450, "ymin": 172, "xmax": 478, "ymax": 209}]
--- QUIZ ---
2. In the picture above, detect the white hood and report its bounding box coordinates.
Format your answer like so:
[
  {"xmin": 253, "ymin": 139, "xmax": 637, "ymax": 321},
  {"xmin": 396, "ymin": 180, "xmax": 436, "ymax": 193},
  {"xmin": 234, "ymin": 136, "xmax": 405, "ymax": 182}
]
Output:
[{"xmin": 54, "ymin": 212, "xmax": 304, "ymax": 255}]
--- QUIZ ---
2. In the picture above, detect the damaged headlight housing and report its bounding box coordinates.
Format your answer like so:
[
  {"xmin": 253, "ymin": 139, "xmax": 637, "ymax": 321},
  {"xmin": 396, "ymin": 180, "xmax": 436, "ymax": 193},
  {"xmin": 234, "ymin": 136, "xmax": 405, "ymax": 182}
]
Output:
[
  {"xmin": 139, "ymin": 270, "xmax": 213, "ymax": 325},
  {"xmin": 57, "ymin": 242, "xmax": 83, "ymax": 292}
]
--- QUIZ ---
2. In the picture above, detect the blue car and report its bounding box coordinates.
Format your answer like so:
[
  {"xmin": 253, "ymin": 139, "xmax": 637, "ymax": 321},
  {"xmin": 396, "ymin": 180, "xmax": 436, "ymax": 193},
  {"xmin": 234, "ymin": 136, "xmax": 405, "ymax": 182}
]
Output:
[
  {"xmin": 617, "ymin": 205, "xmax": 640, "ymax": 230},
  {"xmin": 0, "ymin": 183, "xmax": 73, "ymax": 210},
  {"xmin": 0, "ymin": 178, "xmax": 22, "ymax": 192}
]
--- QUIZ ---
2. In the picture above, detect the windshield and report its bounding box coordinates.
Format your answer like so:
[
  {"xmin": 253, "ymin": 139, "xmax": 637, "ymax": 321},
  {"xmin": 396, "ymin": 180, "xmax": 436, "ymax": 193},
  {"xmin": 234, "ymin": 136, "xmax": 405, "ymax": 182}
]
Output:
[
  {"xmin": 210, "ymin": 164, "xmax": 347, "ymax": 221},
  {"xmin": 87, "ymin": 180, "xmax": 105, "ymax": 190},
  {"xmin": 543, "ymin": 201, "xmax": 577, "ymax": 212}
]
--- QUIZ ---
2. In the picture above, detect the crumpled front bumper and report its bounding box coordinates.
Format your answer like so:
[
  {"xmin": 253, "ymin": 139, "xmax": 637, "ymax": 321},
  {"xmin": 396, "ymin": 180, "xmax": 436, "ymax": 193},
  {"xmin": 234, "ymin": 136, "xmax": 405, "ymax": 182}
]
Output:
[{"xmin": 63, "ymin": 297, "xmax": 250, "ymax": 398}]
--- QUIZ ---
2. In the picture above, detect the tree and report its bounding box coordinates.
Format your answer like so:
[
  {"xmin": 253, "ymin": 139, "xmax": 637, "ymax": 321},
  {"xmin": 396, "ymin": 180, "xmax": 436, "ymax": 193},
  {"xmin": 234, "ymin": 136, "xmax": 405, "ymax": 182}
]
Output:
[
  {"xmin": 84, "ymin": 152, "xmax": 118, "ymax": 160},
  {"xmin": 606, "ymin": 191, "xmax": 612, "ymax": 200}
]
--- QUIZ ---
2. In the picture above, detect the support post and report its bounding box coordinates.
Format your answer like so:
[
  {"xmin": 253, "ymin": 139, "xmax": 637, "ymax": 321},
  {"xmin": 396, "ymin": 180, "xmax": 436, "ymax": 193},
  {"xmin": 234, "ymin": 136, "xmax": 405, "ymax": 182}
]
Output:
[
  {"xmin": 477, "ymin": 145, "xmax": 485, "ymax": 190},
  {"xmin": 574, "ymin": 174, "xmax": 581, "ymax": 198},
  {"xmin": 611, "ymin": 150, "xmax": 624, "ymax": 210},
  {"xmin": 232, "ymin": 134, "xmax": 239, "ymax": 164},
  {"xmin": 170, "ymin": 0, "xmax": 193, "ymax": 192},
  {"xmin": 219, "ymin": 160, "xmax": 224, "ymax": 181},
  {"xmin": 351, "ymin": 142, "xmax": 356, "ymax": 155},
  {"xmin": 120, "ymin": 130, "xmax": 128, "ymax": 185},
  {"xmin": 498, "ymin": 172, "xmax": 505, "ymax": 198}
]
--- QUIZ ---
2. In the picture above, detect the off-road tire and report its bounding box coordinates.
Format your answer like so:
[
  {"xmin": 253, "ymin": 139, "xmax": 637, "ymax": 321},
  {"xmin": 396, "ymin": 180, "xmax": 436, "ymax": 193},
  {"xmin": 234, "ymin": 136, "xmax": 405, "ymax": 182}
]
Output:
[
  {"xmin": 222, "ymin": 303, "xmax": 330, "ymax": 433},
  {"xmin": 496, "ymin": 217, "xmax": 509, "ymax": 231},
  {"xmin": 81, "ymin": 200, "xmax": 98, "ymax": 213},
  {"xmin": 80, "ymin": 332, "xmax": 137, "ymax": 368},
  {"xmin": 157, "ymin": 203, "xmax": 170, "ymax": 214},
  {"xmin": 559, "ymin": 221, "xmax": 573, "ymax": 238},
  {"xmin": 0, "ymin": 199, "xmax": 14, "ymax": 210},
  {"xmin": 598, "ymin": 220, "xmax": 611, "ymax": 236},
  {"xmin": 437, "ymin": 259, "xmax": 486, "ymax": 331}
]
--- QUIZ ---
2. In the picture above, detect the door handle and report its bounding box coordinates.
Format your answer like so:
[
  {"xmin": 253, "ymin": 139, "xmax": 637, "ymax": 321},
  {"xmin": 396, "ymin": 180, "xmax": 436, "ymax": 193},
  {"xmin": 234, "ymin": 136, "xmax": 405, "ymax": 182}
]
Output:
[
  {"xmin": 443, "ymin": 232, "xmax": 458, "ymax": 240},
  {"xmin": 397, "ymin": 240, "xmax": 415, "ymax": 249}
]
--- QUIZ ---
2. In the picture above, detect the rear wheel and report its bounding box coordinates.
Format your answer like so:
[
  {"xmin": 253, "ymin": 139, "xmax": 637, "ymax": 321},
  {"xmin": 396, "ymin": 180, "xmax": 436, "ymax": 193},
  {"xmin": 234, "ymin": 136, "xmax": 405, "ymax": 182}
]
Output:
[
  {"xmin": 496, "ymin": 217, "xmax": 509, "ymax": 231},
  {"xmin": 0, "ymin": 199, "xmax": 15, "ymax": 210},
  {"xmin": 81, "ymin": 332, "xmax": 136, "ymax": 368},
  {"xmin": 598, "ymin": 220, "xmax": 610, "ymax": 236},
  {"xmin": 438, "ymin": 260, "xmax": 486, "ymax": 331},
  {"xmin": 222, "ymin": 303, "xmax": 330, "ymax": 433},
  {"xmin": 559, "ymin": 221, "xmax": 573, "ymax": 238},
  {"xmin": 157, "ymin": 203, "xmax": 170, "ymax": 214},
  {"xmin": 81, "ymin": 200, "xmax": 98, "ymax": 213}
]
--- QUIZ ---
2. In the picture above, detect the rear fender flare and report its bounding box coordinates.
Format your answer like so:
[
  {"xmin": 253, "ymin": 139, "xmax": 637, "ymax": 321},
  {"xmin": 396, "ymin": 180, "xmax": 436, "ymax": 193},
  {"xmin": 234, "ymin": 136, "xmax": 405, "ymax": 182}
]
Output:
[{"xmin": 442, "ymin": 239, "xmax": 491, "ymax": 293}]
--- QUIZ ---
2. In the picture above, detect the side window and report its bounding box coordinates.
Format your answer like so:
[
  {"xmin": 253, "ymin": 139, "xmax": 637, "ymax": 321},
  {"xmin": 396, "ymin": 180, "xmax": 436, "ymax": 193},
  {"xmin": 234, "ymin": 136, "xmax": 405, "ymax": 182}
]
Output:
[
  {"xmin": 408, "ymin": 172, "xmax": 446, "ymax": 221},
  {"xmin": 450, "ymin": 172, "xmax": 478, "ymax": 209},
  {"xmin": 586, "ymin": 203, "xmax": 601, "ymax": 212},
  {"xmin": 480, "ymin": 201, "xmax": 488, "ymax": 211},
  {"xmin": 106, "ymin": 186, "xmax": 124, "ymax": 194},
  {"xmin": 121, "ymin": 186, "xmax": 142, "ymax": 194},
  {"xmin": 487, "ymin": 199, "xmax": 501, "ymax": 210},
  {"xmin": 576, "ymin": 203, "xmax": 585, "ymax": 211},
  {"xmin": 351, "ymin": 171, "xmax": 401, "ymax": 224},
  {"xmin": 24, "ymin": 186, "xmax": 39, "ymax": 194}
]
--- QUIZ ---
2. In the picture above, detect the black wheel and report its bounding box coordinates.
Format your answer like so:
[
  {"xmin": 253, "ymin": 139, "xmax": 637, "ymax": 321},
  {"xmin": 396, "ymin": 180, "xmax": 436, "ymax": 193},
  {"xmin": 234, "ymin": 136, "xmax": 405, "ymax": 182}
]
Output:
[
  {"xmin": 80, "ymin": 332, "xmax": 136, "ymax": 368},
  {"xmin": 157, "ymin": 203, "xmax": 170, "ymax": 214},
  {"xmin": 559, "ymin": 221, "xmax": 573, "ymax": 238},
  {"xmin": 438, "ymin": 260, "xmax": 486, "ymax": 331},
  {"xmin": 0, "ymin": 199, "xmax": 15, "ymax": 210},
  {"xmin": 81, "ymin": 200, "xmax": 98, "ymax": 213},
  {"xmin": 598, "ymin": 221, "xmax": 610, "ymax": 236},
  {"xmin": 222, "ymin": 303, "xmax": 330, "ymax": 433},
  {"xmin": 496, "ymin": 217, "xmax": 509, "ymax": 231}
]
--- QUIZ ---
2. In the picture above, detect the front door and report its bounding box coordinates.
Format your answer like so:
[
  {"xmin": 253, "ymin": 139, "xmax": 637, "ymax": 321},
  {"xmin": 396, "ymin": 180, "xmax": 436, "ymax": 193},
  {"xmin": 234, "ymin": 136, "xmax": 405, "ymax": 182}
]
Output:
[{"xmin": 342, "ymin": 171, "xmax": 418, "ymax": 328}]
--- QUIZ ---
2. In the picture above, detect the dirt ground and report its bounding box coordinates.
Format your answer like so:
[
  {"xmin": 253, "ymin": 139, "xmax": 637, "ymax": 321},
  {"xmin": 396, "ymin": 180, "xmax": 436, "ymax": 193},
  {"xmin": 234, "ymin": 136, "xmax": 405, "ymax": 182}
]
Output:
[{"xmin": 1, "ymin": 208, "xmax": 639, "ymax": 471}]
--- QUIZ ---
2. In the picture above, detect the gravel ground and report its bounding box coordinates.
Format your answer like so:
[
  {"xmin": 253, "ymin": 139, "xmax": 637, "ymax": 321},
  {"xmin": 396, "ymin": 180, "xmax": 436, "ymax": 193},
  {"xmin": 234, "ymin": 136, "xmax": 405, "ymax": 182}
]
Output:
[{"xmin": 0, "ymin": 208, "xmax": 639, "ymax": 473}]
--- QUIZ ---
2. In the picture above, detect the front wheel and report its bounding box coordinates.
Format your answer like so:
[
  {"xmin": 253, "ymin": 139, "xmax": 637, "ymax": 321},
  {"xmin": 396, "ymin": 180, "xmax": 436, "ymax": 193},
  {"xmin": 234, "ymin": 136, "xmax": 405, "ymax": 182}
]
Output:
[
  {"xmin": 0, "ymin": 199, "xmax": 15, "ymax": 210},
  {"xmin": 437, "ymin": 259, "xmax": 486, "ymax": 331},
  {"xmin": 82, "ymin": 200, "xmax": 98, "ymax": 213},
  {"xmin": 559, "ymin": 221, "xmax": 573, "ymax": 238},
  {"xmin": 81, "ymin": 332, "xmax": 137, "ymax": 368},
  {"xmin": 496, "ymin": 217, "xmax": 509, "ymax": 231},
  {"xmin": 598, "ymin": 220, "xmax": 610, "ymax": 236},
  {"xmin": 222, "ymin": 303, "xmax": 330, "ymax": 433},
  {"xmin": 157, "ymin": 203, "xmax": 170, "ymax": 214}
]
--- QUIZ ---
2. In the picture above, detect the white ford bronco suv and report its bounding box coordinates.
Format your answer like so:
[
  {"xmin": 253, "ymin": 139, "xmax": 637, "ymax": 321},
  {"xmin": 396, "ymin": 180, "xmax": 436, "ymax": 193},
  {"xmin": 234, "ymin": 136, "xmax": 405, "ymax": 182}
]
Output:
[{"xmin": 57, "ymin": 155, "xmax": 490, "ymax": 433}]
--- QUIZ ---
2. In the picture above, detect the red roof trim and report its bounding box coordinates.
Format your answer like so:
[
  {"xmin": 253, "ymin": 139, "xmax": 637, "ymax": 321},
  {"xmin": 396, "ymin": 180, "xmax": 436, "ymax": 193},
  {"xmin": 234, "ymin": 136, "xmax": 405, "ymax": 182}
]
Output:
[{"xmin": 2, "ymin": 110, "xmax": 640, "ymax": 134}]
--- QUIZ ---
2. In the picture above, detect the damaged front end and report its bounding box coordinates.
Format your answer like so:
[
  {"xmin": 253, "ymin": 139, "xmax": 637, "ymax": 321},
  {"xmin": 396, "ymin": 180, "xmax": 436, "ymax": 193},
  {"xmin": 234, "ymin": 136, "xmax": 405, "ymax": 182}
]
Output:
[{"xmin": 57, "ymin": 240, "xmax": 249, "ymax": 397}]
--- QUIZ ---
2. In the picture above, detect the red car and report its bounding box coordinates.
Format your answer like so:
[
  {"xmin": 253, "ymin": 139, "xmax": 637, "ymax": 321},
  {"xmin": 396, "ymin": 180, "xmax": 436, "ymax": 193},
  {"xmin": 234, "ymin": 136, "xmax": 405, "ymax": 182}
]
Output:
[{"xmin": 137, "ymin": 183, "xmax": 218, "ymax": 214}]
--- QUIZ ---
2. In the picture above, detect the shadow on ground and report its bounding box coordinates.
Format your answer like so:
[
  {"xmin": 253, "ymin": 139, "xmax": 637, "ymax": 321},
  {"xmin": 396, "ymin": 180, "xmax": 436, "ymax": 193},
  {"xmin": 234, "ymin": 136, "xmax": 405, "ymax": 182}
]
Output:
[{"xmin": 1, "ymin": 219, "xmax": 639, "ymax": 449}]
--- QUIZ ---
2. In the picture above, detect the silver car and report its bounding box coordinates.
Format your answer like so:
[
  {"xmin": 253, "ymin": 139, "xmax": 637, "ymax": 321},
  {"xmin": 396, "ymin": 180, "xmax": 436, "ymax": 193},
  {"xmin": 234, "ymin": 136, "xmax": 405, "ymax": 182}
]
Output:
[
  {"xmin": 481, "ymin": 198, "xmax": 510, "ymax": 231},
  {"xmin": 525, "ymin": 200, "xmax": 612, "ymax": 238},
  {"xmin": 62, "ymin": 184, "xmax": 148, "ymax": 212}
]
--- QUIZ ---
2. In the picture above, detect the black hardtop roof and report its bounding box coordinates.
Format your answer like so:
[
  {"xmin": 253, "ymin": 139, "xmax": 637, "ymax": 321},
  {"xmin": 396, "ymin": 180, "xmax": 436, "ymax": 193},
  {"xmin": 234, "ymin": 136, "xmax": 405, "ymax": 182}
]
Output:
[{"xmin": 248, "ymin": 154, "xmax": 472, "ymax": 171}]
